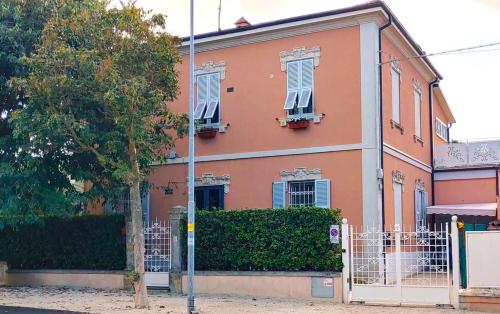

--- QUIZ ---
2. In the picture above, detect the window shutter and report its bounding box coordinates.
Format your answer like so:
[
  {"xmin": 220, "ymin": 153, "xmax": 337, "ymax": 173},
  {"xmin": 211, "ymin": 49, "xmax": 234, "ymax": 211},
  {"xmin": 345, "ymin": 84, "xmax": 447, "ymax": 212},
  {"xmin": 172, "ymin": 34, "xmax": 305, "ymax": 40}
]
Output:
[
  {"xmin": 301, "ymin": 59, "xmax": 313, "ymax": 89},
  {"xmin": 194, "ymin": 75, "xmax": 208, "ymax": 119},
  {"xmin": 414, "ymin": 189, "xmax": 422, "ymax": 226},
  {"xmin": 414, "ymin": 91, "xmax": 421, "ymax": 137},
  {"xmin": 272, "ymin": 181, "xmax": 286, "ymax": 209},
  {"xmin": 204, "ymin": 73, "xmax": 220, "ymax": 119},
  {"xmin": 287, "ymin": 61, "xmax": 299, "ymax": 91},
  {"xmin": 422, "ymin": 191, "xmax": 429, "ymax": 225},
  {"xmin": 314, "ymin": 179, "xmax": 331, "ymax": 208},
  {"xmin": 141, "ymin": 191, "xmax": 150, "ymax": 223},
  {"xmin": 391, "ymin": 69, "xmax": 400, "ymax": 123}
]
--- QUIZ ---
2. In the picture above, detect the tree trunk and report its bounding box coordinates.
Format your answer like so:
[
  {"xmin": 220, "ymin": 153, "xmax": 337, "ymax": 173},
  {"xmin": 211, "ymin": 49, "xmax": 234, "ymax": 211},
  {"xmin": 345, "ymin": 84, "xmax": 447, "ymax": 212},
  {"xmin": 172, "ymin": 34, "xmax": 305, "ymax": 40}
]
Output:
[
  {"xmin": 128, "ymin": 141, "xmax": 149, "ymax": 309},
  {"xmin": 125, "ymin": 205, "xmax": 134, "ymax": 270}
]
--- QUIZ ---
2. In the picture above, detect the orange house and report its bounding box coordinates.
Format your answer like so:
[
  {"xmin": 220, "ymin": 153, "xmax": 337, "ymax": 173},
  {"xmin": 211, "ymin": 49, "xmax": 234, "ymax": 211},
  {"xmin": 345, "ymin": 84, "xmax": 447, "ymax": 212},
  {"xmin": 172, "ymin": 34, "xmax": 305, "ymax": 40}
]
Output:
[{"xmin": 142, "ymin": 1, "xmax": 458, "ymax": 229}]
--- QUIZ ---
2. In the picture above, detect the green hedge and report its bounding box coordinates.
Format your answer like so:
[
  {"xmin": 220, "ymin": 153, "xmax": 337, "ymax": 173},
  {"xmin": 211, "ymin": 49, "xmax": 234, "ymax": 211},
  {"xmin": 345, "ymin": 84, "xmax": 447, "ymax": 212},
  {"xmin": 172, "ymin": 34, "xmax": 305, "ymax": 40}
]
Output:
[
  {"xmin": 0, "ymin": 215, "xmax": 126, "ymax": 270},
  {"xmin": 181, "ymin": 207, "xmax": 342, "ymax": 272}
]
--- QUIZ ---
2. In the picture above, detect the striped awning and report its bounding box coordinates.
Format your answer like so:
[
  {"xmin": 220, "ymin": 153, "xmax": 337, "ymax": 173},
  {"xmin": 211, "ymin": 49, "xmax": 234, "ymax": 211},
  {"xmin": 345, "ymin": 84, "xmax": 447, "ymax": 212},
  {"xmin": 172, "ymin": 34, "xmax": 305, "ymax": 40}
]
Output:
[{"xmin": 427, "ymin": 203, "xmax": 497, "ymax": 217}]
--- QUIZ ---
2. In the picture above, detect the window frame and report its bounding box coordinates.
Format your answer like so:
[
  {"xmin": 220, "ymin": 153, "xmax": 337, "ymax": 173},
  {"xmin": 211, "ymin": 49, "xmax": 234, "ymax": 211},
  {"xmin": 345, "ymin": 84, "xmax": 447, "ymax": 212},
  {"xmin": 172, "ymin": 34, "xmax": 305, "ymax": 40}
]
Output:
[
  {"xmin": 414, "ymin": 89, "xmax": 422, "ymax": 138},
  {"xmin": 285, "ymin": 58, "xmax": 315, "ymax": 119},
  {"xmin": 391, "ymin": 67, "xmax": 401, "ymax": 124},
  {"xmin": 288, "ymin": 180, "xmax": 315, "ymax": 208},
  {"xmin": 435, "ymin": 118, "xmax": 448, "ymax": 141},
  {"xmin": 194, "ymin": 185, "xmax": 224, "ymax": 210},
  {"xmin": 195, "ymin": 72, "xmax": 221, "ymax": 128}
]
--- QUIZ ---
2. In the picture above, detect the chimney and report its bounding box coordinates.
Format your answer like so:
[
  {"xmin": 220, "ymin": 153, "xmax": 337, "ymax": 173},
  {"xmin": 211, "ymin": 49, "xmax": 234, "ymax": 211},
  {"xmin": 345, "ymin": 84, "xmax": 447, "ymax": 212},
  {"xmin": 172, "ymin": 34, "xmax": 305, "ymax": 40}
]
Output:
[{"xmin": 234, "ymin": 17, "xmax": 251, "ymax": 29}]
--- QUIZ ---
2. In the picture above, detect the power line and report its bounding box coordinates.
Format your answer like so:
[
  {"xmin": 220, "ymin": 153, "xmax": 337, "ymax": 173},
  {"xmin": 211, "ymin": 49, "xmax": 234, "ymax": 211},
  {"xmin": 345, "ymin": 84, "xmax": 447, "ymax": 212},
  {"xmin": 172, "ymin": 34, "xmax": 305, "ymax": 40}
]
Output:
[{"xmin": 380, "ymin": 41, "xmax": 500, "ymax": 65}]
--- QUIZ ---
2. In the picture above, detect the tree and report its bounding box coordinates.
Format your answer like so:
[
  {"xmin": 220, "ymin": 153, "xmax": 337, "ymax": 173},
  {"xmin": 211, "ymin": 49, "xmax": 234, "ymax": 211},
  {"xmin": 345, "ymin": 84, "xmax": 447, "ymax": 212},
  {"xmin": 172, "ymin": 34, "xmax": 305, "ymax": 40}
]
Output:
[
  {"xmin": 0, "ymin": 0, "xmax": 89, "ymax": 226},
  {"xmin": 12, "ymin": 0, "xmax": 186, "ymax": 308}
]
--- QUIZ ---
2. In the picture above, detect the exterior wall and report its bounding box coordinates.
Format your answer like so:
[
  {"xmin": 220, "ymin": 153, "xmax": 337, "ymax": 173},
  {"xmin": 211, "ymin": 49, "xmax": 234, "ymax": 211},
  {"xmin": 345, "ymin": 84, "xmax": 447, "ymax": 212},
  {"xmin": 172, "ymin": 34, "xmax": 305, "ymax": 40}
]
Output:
[
  {"xmin": 381, "ymin": 34, "xmax": 432, "ymax": 166},
  {"xmin": 169, "ymin": 26, "xmax": 362, "ymax": 158},
  {"xmin": 149, "ymin": 150, "xmax": 363, "ymax": 226},
  {"xmin": 383, "ymin": 153, "xmax": 432, "ymax": 227},
  {"xmin": 435, "ymin": 177, "xmax": 497, "ymax": 205}
]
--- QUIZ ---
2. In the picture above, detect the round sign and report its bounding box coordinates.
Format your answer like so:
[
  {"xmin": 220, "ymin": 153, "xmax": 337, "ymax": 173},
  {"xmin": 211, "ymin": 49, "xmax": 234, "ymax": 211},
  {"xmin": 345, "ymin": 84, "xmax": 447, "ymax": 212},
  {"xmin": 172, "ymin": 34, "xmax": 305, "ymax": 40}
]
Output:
[{"xmin": 330, "ymin": 228, "xmax": 339, "ymax": 237}]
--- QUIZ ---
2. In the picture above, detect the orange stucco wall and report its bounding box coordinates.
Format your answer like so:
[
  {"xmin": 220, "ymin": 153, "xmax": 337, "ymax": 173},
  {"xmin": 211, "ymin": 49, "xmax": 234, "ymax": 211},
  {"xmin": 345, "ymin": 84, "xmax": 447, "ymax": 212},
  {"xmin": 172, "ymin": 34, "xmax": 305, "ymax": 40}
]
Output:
[
  {"xmin": 435, "ymin": 177, "xmax": 497, "ymax": 205},
  {"xmin": 149, "ymin": 150, "xmax": 363, "ymax": 226},
  {"xmin": 381, "ymin": 34, "xmax": 432, "ymax": 166},
  {"xmin": 383, "ymin": 153, "xmax": 432, "ymax": 227},
  {"xmin": 166, "ymin": 26, "xmax": 361, "ymax": 158},
  {"xmin": 432, "ymin": 94, "xmax": 449, "ymax": 144}
]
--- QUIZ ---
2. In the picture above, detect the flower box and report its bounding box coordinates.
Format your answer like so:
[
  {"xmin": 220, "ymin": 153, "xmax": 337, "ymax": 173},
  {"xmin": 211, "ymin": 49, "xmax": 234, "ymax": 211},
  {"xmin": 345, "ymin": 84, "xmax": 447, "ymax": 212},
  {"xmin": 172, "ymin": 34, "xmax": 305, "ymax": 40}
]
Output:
[
  {"xmin": 197, "ymin": 128, "xmax": 217, "ymax": 139},
  {"xmin": 287, "ymin": 119, "xmax": 310, "ymax": 129}
]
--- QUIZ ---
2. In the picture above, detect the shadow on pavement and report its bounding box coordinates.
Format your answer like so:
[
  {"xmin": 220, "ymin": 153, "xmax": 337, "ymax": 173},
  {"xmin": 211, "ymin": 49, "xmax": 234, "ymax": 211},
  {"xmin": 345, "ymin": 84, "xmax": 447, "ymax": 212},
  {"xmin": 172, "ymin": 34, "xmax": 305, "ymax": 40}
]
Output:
[{"xmin": 0, "ymin": 306, "xmax": 84, "ymax": 314}]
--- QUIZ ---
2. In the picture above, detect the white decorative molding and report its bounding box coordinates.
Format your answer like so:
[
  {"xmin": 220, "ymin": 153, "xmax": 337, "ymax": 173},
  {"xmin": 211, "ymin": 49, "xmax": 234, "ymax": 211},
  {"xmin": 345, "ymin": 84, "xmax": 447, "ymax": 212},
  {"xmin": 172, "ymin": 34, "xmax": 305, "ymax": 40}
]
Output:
[
  {"xmin": 383, "ymin": 143, "xmax": 432, "ymax": 173},
  {"xmin": 415, "ymin": 179, "xmax": 425, "ymax": 191},
  {"xmin": 413, "ymin": 78, "xmax": 422, "ymax": 94},
  {"xmin": 390, "ymin": 56, "xmax": 402, "ymax": 74},
  {"xmin": 392, "ymin": 170, "xmax": 405, "ymax": 185},
  {"xmin": 280, "ymin": 167, "xmax": 321, "ymax": 182},
  {"xmin": 194, "ymin": 173, "xmax": 230, "ymax": 193},
  {"xmin": 277, "ymin": 114, "xmax": 323, "ymax": 127},
  {"xmin": 218, "ymin": 122, "xmax": 229, "ymax": 133},
  {"xmin": 194, "ymin": 61, "xmax": 226, "ymax": 79},
  {"xmin": 280, "ymin": 46, "xmax": 320, "ymax": 71}
]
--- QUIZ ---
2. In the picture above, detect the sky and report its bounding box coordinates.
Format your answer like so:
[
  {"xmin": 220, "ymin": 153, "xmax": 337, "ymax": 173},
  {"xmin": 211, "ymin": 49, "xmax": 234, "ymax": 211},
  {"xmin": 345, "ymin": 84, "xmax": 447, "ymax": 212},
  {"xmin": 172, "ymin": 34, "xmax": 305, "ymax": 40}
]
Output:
[{"xmin": 129, "ymin": 0, "xmax": 500, "ymax": 141}]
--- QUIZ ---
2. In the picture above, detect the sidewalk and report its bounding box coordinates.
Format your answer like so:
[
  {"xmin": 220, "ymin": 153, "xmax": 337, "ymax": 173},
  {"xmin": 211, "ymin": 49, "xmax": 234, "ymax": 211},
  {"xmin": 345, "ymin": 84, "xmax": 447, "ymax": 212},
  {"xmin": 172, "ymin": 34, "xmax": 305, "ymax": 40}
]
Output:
[{"xmin": 0, "ymin": 287, "xmax": 479, "ymax": 314}]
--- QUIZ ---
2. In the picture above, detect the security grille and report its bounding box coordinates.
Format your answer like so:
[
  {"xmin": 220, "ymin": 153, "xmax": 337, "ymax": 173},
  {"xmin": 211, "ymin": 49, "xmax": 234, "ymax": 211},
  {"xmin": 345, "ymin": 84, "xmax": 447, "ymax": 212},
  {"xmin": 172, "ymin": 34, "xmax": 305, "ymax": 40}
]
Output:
[
  {"xmin": 144, "ymin": 218, "xmax": 171, "ymax": 287},
  {"xmin": 289, "ymin": 181, "xmax": 315, "ymax": 207}
]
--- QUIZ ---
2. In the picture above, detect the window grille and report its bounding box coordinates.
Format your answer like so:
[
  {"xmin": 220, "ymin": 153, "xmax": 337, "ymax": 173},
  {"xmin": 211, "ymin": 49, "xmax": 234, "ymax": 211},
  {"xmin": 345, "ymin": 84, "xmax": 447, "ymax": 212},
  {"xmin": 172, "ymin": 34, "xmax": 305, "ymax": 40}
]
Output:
[{"xmin": 289, "ymin": 181, "xmax": 315, "ymax": 207}]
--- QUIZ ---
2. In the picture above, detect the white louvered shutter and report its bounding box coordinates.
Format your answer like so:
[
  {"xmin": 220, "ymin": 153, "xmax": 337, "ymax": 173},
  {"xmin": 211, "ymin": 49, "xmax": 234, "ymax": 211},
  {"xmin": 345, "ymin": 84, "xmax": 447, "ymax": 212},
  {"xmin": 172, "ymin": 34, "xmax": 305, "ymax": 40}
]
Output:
[
  {"xmin": 194, "ymin": 75, "xmax": 208, "ymax": 119},
  {"xmin": 272, "ymin": 181, "xmax": 286, "ymax": 209},
  {"xmin": 391, "ymin": 69, "xmax": 400, "ymax": 123},
  {"xmin": 415, "ymin": 189, "xmax": 422, "ymax": 227},
  {"xmin": 287, "ymin": 61, "xmax": 299, "ymax": 90},
  {"xmin": 204, "ymin": 73, "xmax": 220, "ymax": 119},
  {"xmin": 422, "ymin": 191, "xmax": 429, "ymax": 225},
  {"xmin": 314, "ymin": 179, "xmax": 331, "ymax": 208}
]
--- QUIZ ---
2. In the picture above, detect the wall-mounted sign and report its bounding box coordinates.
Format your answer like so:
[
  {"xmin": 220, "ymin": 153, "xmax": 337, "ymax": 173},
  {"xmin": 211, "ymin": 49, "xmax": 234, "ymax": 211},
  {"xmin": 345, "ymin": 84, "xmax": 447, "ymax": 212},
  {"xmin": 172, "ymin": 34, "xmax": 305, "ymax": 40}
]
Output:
[{"xmin": 330, "ymin": 225, "xmax": 339, "ymax": 244}]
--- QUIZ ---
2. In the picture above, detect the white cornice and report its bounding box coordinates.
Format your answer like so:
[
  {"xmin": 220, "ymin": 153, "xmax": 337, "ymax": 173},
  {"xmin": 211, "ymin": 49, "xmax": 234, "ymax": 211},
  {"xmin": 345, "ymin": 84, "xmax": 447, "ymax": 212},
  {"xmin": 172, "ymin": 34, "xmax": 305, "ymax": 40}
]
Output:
[
  {"xmin": 179, "ymin": 11, "xmax": 386, "ymax": 55},
  {"xmin": 383, "ymin": 143, "xmax": 432, "ymax": 173}
]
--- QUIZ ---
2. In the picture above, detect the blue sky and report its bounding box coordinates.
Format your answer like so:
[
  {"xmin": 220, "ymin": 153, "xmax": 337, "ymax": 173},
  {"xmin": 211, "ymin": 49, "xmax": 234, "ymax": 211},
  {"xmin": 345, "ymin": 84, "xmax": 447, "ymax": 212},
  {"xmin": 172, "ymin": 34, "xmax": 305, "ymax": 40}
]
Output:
[{"xmin": 131, "ymin": 0, "xmax": 500, "ymax": 141}]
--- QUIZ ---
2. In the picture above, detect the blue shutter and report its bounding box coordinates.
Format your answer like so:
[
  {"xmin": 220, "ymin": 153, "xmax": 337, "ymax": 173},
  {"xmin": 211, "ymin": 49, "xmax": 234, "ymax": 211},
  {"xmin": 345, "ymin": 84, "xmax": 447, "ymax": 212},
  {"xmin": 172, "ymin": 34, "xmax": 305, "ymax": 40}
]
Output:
[
  {"xmin": 141, "ymin": 191, "xmax": 150, "ymax": 223},
  {"xmin": 272, "ymin": 181, "xmax": 286, "ymax": 209},
  {"xmin": 422, "ymin": 191, "xmax": 429, "ymax": 226},
  {"xmin": 315, "ymin": 179, "xmax": 330, "ymax": 208}
]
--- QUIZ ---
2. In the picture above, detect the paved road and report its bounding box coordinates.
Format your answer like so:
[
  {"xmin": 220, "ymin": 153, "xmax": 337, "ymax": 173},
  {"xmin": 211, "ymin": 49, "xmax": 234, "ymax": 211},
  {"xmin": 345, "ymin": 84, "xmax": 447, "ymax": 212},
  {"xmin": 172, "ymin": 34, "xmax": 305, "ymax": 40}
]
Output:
[{"xmin": 0, "ymin": 307, "xmax": 83, "ymax": 314}]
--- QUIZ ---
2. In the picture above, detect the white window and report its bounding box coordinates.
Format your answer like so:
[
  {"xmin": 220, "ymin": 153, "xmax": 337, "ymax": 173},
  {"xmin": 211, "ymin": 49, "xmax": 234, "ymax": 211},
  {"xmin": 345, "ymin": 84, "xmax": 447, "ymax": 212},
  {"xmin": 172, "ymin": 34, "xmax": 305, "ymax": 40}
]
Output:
[
  {"xmin": 195, "ymin": 72, "xmax": 220, "ymax": 125},
  {"xmin": 393, "ymin": 182, "xmax": 403, "ymax": 226},
  {"xmin": 391, "ymin": 68, "xmax": 401, "ymax": 124},
  {"xmin": 284, "ymin": 59, "xmax": 314, "ymax": 116},
  {"xmin": 435, "ymin": 118, "xmax": 448, "ymax": 140},
  {"xmin": 414, "ymin": 89, "xmax": 422, "ymax": 138},
  {"xmin": 272, "ymin": 179, "xmax": 330, "ymax": 208}
]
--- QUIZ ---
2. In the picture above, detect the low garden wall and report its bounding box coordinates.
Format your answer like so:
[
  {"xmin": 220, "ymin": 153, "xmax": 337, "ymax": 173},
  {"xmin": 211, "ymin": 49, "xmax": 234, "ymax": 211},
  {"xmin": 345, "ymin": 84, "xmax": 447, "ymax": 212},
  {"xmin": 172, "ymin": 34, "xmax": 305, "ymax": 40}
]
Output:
[{"xmin": 180, "ymin": 271, "xmax": 342, "ymax": 301}]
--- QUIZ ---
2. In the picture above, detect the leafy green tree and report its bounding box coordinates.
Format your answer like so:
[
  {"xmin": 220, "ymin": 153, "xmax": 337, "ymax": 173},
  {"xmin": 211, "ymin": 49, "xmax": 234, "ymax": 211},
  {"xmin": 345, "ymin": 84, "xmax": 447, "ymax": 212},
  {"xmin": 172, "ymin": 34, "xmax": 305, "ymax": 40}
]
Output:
[
  {"xmin": 0, "ymin": 0, "xmax": 89, "ymax": 226},
  {"xmin": 12, "ymin": 0, "xmax": 186, "ymax": 308}
]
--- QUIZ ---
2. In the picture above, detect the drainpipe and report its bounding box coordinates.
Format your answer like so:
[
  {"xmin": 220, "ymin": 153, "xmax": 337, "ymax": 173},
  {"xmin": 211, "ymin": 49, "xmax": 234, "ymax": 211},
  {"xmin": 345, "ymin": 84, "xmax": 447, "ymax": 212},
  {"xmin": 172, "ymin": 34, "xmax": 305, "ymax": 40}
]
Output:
[
  {"xmin": 429, "ymin": 79, "xmax": 439, "ymax": 205},
  {"xmin": 378, "ymin": 16, "xmax": 392, "ymax": 228}
]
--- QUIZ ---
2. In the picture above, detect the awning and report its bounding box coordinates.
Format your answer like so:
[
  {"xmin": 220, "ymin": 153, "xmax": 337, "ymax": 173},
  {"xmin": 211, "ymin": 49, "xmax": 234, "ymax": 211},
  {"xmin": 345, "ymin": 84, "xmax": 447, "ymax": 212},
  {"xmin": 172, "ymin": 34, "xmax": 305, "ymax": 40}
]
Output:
[{"xmin": 427, "ymin": 203, "xmax": 497, "ymax": 217}]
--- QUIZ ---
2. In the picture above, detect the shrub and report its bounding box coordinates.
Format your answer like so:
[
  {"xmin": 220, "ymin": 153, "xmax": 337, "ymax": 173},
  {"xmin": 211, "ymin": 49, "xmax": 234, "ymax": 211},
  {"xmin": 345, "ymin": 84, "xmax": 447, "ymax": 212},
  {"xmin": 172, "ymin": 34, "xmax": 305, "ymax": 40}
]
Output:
[
  {"xmin": 180, "ymin": 207, "xmax": 342, "ymax": 272},
  {"xmin": 0, "ymin": 215, "xmax": 126, "ymax": 270}
]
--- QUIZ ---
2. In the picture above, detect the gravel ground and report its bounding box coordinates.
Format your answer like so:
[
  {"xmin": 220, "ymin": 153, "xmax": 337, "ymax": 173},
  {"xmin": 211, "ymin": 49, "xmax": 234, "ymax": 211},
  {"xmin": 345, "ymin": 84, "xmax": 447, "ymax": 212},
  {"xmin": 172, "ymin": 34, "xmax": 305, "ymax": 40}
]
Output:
[{"xmin": 0, "ymin": 286, "xmax": 482, "ymax": 314}]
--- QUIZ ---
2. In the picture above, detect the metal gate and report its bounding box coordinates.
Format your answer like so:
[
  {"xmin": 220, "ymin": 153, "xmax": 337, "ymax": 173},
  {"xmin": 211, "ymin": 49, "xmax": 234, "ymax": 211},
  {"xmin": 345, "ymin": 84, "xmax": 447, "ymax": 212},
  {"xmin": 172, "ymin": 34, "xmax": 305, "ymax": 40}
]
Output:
[
  {"xmin": 144, "ymin": 218, "xmax": 171, "ymax": 287},
  {"xmin": 343, "ymin": 221, "xmax": 457, "ymax": 306}
]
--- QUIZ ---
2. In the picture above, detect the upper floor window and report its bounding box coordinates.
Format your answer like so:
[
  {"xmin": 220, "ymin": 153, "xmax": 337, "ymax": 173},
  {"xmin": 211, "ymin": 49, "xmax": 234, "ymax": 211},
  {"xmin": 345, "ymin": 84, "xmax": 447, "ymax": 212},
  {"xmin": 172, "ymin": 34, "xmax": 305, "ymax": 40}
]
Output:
[
  {"xmin": 391, "ymin": 66, "xmax": 401, "ymax": 124},
  {"xmin": 283, "ymin": 59, "xmax": 314, "ymax": 117},
  {"xmin": 436, "ymin": 118, "xmax": 448, "ymax": 140},
  {"xmin": 194, "ymin": 72, "xmax": 220, "ymax": 125},
  {"xmin": 414, "ymin": 89, "xmax": 422, "ymax": 138}
]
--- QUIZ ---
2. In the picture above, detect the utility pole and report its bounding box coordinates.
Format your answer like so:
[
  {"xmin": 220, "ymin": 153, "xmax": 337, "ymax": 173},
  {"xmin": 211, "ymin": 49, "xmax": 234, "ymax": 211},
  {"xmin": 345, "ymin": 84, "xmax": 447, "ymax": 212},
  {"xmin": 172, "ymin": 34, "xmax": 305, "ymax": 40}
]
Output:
[{"xmin": 187, "ymin": 0, "xmax": 196, "ymax": 313}]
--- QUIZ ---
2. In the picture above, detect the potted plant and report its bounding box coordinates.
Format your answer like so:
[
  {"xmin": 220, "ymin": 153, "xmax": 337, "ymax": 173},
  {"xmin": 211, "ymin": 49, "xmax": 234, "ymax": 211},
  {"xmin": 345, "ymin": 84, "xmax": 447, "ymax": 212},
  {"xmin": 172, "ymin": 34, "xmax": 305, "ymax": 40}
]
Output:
[
  {"xmin": 287, "ymin": 117, "xmax": 310, "ymax": 129},
  {"xmin": 196, "ymin": 125, "xmax": 218, "ymax": 139}
]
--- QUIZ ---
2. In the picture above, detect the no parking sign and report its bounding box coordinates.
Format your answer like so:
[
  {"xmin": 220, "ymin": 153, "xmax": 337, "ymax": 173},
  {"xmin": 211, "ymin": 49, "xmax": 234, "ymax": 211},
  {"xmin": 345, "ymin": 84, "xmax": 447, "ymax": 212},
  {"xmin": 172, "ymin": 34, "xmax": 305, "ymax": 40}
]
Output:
[{"xmin": 329, "ymin": 225, "xmax": 339, "ymax": 244}]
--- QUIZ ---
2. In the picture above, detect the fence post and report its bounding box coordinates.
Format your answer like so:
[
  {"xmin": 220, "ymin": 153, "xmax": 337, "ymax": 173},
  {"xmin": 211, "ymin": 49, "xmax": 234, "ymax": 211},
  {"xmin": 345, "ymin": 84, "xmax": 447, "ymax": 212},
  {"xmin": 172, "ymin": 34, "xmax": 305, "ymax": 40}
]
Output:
[
  {"xmin": 394, "ymin": 224, "xmax": 402, "ymax": 302},
  {"xmin": 451, "ymin": 215, "xmax": 460, "ymax": 309},
  {"xmin": 341, "ymin": 218, "xmax": 350, "ymax": 303},
  {"xmin": 169, "ymin": 205, "xmax": 188, "ymax": 293}
]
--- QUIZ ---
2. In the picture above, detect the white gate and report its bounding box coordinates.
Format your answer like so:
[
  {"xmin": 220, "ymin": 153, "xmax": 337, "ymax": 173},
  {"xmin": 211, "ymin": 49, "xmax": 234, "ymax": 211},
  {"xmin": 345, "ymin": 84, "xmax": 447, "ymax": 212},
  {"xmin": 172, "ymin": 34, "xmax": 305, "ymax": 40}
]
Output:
[
  {"xmin": 144, "ymin": 218, "xmax": 171, "ymax": 287},
  {"xmin": 342, "ymin": 219, "xmax": 459, "ymax": 306}
]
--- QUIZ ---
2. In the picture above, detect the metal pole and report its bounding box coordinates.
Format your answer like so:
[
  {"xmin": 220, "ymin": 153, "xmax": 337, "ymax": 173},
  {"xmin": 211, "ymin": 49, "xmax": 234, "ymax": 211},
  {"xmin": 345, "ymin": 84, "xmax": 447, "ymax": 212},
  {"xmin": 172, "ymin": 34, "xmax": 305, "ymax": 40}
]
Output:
[{"xmin": 187, "ymin": 0, "xmax": 196, "ymax": 312}]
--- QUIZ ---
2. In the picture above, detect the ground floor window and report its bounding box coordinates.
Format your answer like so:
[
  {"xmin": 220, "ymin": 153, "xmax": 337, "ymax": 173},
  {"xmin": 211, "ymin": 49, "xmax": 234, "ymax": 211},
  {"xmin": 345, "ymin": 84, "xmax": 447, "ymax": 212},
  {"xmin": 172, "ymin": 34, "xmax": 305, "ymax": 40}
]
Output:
[
  {"xmin": 195, "ymin": 185, "xmax": 224, "ymax": 210},
  {"xmin": 288, "ymin": 180, "xmax": 315, "ymax": 207},
  {"xmin": 415, "ymin": 189, "xmax": 428, "ymax": 227}
]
